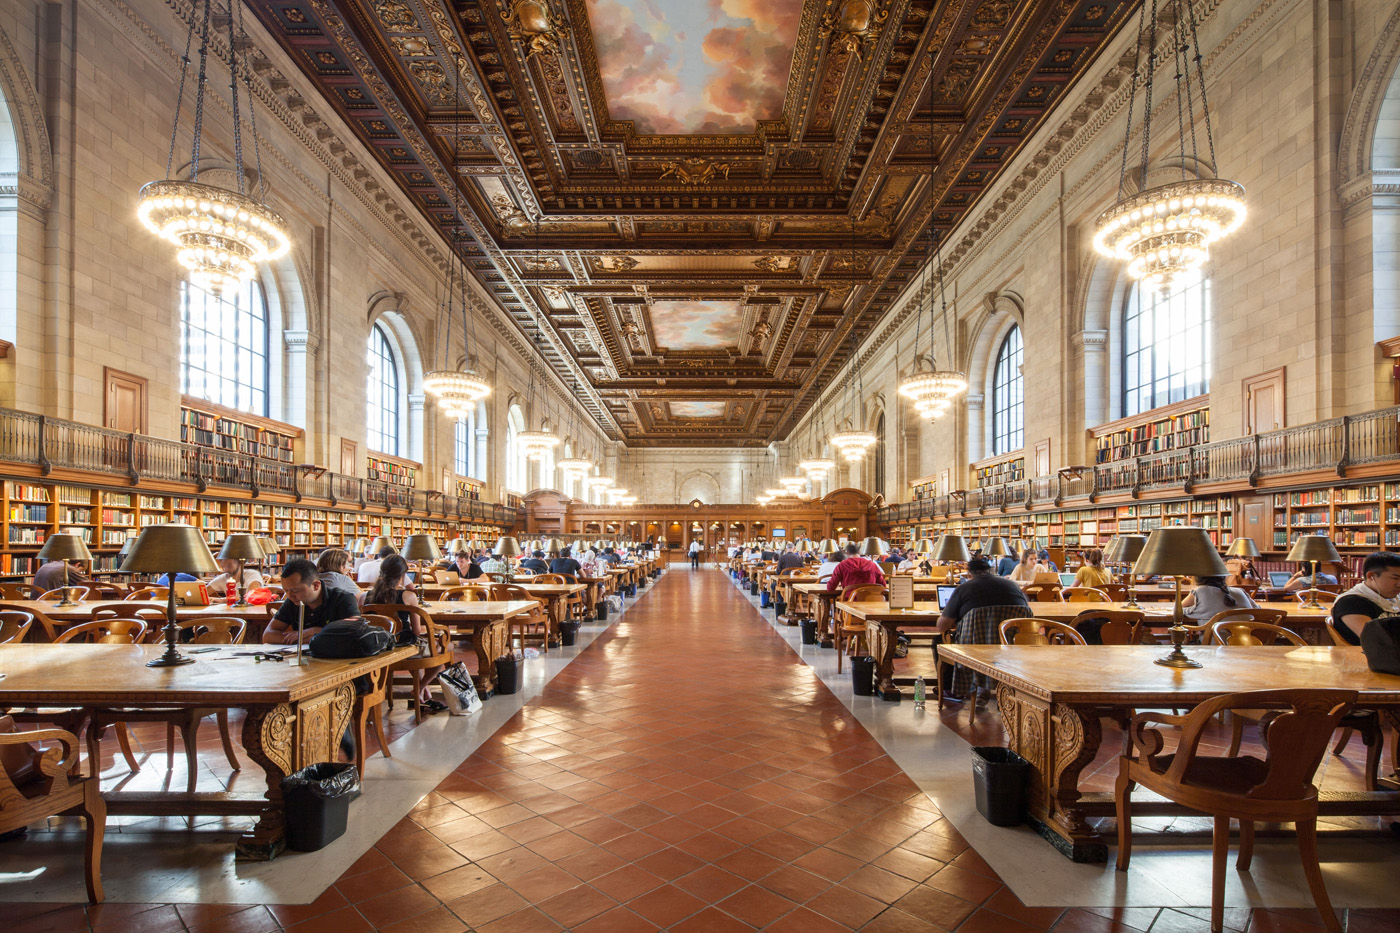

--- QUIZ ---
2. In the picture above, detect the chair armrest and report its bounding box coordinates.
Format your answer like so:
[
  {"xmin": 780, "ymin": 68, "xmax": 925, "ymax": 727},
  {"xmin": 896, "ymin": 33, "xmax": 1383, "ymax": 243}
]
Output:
[
  {"xmin": 1124, "ymin": 711, "xmax": 1188, "ymax": 762},
  {"xmin": 0, "ymin": 727, "xmax": 80, "ymax": 776}
]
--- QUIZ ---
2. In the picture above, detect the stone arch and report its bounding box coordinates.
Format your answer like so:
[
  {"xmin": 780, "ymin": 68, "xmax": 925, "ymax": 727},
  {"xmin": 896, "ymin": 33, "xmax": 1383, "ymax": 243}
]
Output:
[
  {"xmin": 963, "ymin": 292, "xmax": 1024, "ymax": 464},
  {"xmin": 0, "ymin": 22, "xmax": 53, "ymax": 201},
  {"xmin": 676, "ymin": 470, "xmax": 720, "ymax": 505},
  {"xmin": 1339, "ymin": 5, "xmax": 1400, "ymax": 187},
  {"xmin": 366, "ymin": 293, "xmax": 427, "ymax": 462}
]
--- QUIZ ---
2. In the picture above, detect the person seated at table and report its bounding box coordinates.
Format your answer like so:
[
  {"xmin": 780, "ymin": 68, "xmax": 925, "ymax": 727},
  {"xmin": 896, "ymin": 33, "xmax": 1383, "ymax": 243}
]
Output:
[
  {"xmin": 1282, "ymin": 567, "xmax": 1339, "ymax": 592},
  {"xmin": 479, "ymin": 552, "xmax": 507, "ymax": 575},
  {"xmin": 519, "ymin": 549, "xmax": 550, "ymax": 575},
  {"xmin": 1072, "ymin": 548, "xmax": 1112, "ymax": 589},
  {"xmin": 206, "ymin": 558, "xmax": 265, "ymax": 597},
  {"xmin": 549, "ymin": 547, "xmax": 582, "ymax": 577},
  {"xmin": 356, "ymin": 546, "xmax": 394, "ymax": 583},
  {"xmin": 1007, "ymin": 549, "xmax": 1048, "ymax": 586},
  {"xmin": 156, "ymin": 572, "xmax": 198, "ymax": 587},
  {"xmin": 817, "ymin": 549, "xmax": 843, "ymax": 582},
  {"xmin": 895, "ymin": 551, "xmax": 922, "ymax": 573},
  {"xmin": 933, "ymin": 558, "xmax": 1030, "ymax": 700},
  {"xmin": 1331, "ymin": 551, "xmax": 1400, "ymax": 645},
  {"xmin": 1038, "ymin": 549, "xmax": 1061, "ymax": 572},
  {"xmin": 315, "ymin": 548, "xmax": 361, "ymax": 599},
  {"xmin": 776, "ymin": 543, "xmax": 804, "ymax": 573},
  {"xmin": 760, "ymin": 543, "xmax": 780, "ymax": 562},
  {"xmin": 33, "ymin": 557, "xmax": 91, "ymax": 592},
  {"xmin": 825, "ymin": 543, "xmax": 887, "ymax": 593},
  {"xmin": 1181, "ymin": 575, "xmax": 1258, "ymax": 622},
  {"xmin": 263, "ymin": 558, "xmax": 359, "ymax": 645},
  {"xmin": 450, "ymin": 550, "xmax": 483, "ymax": 581},
  {"xmin": 995, "ymin": 547, "xmax": 1019, "ymax": 577},
  {"xmin": 598, "ymin": 547, "xmax": 622, "ymax": 566},
  {"xmin": 363, "ymin": 554, "xmax": 445, "ymax": 713}
]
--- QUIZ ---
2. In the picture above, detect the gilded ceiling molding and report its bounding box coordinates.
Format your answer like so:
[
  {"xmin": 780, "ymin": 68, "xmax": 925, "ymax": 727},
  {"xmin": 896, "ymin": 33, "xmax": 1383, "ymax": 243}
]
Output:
[
  {"xmin": 500, "ymin": 0, "xmax": 569, "ymax": 59},
  {"xmin": 819, "ymin": 0, "xmax": 892, "ymax": 60},
  {"xmin": 0, "ymin": 21, "xmax": 54, "ymax": 208}
]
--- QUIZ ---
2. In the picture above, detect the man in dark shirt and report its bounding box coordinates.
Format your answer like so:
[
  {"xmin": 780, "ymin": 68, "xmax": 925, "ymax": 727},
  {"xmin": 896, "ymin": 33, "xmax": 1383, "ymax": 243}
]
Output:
[
  {"xmin": 598, "ymin": 547, "xmax": 622, "ymax": 566},
  {"xmin": 453, "ymin": 551, "xmax": 484, "ymax": 580},
  {"xmin": 760, "ymin": 543, "xmax": 780, "ymax": 562},
  {"xmin": 549, "ymin": 547, "xmax": 582, "ymax": 577},
  {"xmin": 33, "ymin": 559, "xmax": 91, "ymax": 592},
  {"xmin": 263, "ymin": 558, "xmax": 360, "ymax": 645},
  {"xmin": 776, "ymin": 543, "xmax": 804, "ymax": 573},
  {"xmin": 519, "ymin": 549, "xmax": 550, "ymax": 575},
  {"xmin": 1332, "ymin": 551, "xmax": 1400, "ymax": 645},
  {"xmin": 935, "ymin": 557, "xmax": 1029, "ymax": 635}
]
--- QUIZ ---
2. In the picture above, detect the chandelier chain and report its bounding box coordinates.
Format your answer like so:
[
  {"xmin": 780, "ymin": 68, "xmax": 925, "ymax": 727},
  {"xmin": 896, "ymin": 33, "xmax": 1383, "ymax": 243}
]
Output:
[
  {"xmin": 225, "ymin": 0, "xmax": 245, "ymax": 196},
  {"xmin": 164, "ymin": 19, "xmax": 195, "ymax": 181},
  {"xmin": 1171, "ymin": 1, "xmax": 1187, "ymax": 183},
  {"xmin": 1185, "ymin": 0, "xmax": 1220, "ymax": 174},
  {"xmin": 1138, "ymin": 0, "xmax": 1158, "ymax": 182},
  {"xmin": 236, "ymin": 0, "xmax": 267, "ymax": 204},
  {"xmin": 189, "ymin": 0, "xmax": 213, "ymax": 182},
  {"xmin": 1115, "ymin": 1, "xmax": 1146, "ymax": 203}
]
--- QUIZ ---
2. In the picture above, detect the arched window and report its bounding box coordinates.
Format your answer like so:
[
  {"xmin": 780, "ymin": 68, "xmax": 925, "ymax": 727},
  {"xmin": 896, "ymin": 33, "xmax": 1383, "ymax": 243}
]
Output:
[
  {"xmin": 180, "ymin": 278, "xmax": 269, "ymax": 416},
  {"xmin": 366, "ymin": 323, "xmax": 400, "ymax": 455},
  {"xmin": 454, "ymin": 408, "xmax": 474, "ymax": 477},
  {"xmin": 1122, "ymin": 278, "xmax": 1211, "ymax": 416},
  {"xmin": 992, "ymin": 326, "xmax": 1023, "ymax": 454}
]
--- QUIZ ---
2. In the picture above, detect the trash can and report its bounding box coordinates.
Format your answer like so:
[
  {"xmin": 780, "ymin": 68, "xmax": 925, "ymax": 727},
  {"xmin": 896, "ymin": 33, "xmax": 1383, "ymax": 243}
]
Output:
[
  {"xmin": 281, "ymin": 762, "xmax": 359, "ymax": 852},
  {"xmin": 596, "ymin": 601, "xmax": 608, "ymax": 621},
  {"xmin": 750, "ymin": 580, "xmax": 760, "ymax": 596},
  {"xmin": 559, "ymin": 620, "xmax": 580, "ymax": 646},
  {"xmin": 850, "ymin": 656, "xmax": 876, "ymax": 696},
  {"xmin": 774, "ymin": 599, "xmax": 787, "ymax": 617},
  {"xmin": 495, "ymin": 654, "xmax": 519, "ymax": 695},
  {"xmin": 800, "ymin": 619, "xmax": 817, "ymax": 644},
  {"xmin": 760, "ymin": 589, "xmax": 771, "ymax": 608},
  {"xmin": 971, "ymin": 747, "xmax": 1030, "ymax": 826}
]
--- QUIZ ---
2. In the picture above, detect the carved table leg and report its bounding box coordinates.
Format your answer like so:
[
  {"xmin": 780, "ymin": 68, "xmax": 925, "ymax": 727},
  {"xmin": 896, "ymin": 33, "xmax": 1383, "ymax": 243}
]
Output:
[
  {"xmin": 236, "ymin": 703, "xmax": 293, "ymax": 861},
  {"xmin": 817, "ymin": 596, "xmax": 833, "ymax": 648},
  {"xmin": 472, "ymin": 620, "xmax": 508, "ymax": 699},
  {"xmin": 868, "ymin": 620, "xmax": 902, "ymax": 701},
  {"xmin": 544, "ymin": 596, "xmax": 561, "ymax": 649}
]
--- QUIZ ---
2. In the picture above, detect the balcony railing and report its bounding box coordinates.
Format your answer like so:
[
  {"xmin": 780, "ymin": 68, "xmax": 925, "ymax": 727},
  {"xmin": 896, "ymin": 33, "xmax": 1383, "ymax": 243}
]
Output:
[
  {"xmin": 0, "ymin": 408, "xmax": 518, "ymax": 526},
  {"xmin": 878, "ymin": 406, "xmax": 1400, "ymax": 526}
]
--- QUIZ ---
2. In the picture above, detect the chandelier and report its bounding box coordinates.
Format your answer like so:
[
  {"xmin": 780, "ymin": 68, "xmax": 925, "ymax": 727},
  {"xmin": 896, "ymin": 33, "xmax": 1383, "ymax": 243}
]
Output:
[
  {"xmin": 799, "ymin": 456, "xmax": 836, "ymax": 479},
  {"xmin": 518, "ymin": 430, "xmax": 559, "ymax": 461},
  {"xmin": 586, "ymin": 476, "xmax": 613, "ymax": 495},
  {"xmin": 779, "ymin": 475, "xmax": 807, "ymax": 494},
  {"xmin": 423, "ymin": 369, "xmax": 491, "ymax": 417},
  {"xmin": 138, "ymin": 0, "xmax": 289, "ymax": 293},
  {"xmin": 1092, "ymin": 0, "xmax": 1245, "ymax": 292},
  {"xmin": 898, "ymin": 211, "xmax": 965, "ymax": 423},
  {"xmin": 558, "ymin": 456, "xmax": 592, "ymax": 479},
  {"xmin": 831, "ymin": 421, "xmax": 877, "ymax": 462}
]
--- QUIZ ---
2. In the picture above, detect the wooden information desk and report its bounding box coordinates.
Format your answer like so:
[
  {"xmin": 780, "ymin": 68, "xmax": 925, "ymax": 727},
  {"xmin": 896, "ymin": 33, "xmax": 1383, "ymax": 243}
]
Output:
[
  {"xmin": 0, "ymin": 642, "xmax": 414, "ymax": 860},
  {"xmin": 939, "ymin": 644, "xmax": 1400, "ymax": 862}
]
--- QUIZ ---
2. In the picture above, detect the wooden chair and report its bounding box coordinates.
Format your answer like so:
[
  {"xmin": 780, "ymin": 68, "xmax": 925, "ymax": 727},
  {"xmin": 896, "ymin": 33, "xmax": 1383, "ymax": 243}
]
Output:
[
  {"xmin": 87, "ymin": 618, "xmax": 247, "ymax": 792},
  {"xmin": 481, "ymin": 572, "xmax": 508, "ymax": 583},
  {"xmin": 352, "ymin": 614, "xmax": 397, "ymax": 775},
  {"xmin": 1099, "ymin": 583, "xmax": 1129, "ymax": 602},
  {"xmin": 0, "ymin": 611, "xmax": 33, "ymax": 643},
  {"xmin": 366, "ymin": 603, "xmax": 453, "ymax": 724},
  {"xmin": 1020, "ymin": 583, "xmax": 1061, "ymax": 603},
  {"xmin": 0, "ymin": 583, "xmax": 41, "ymax": 600},
  {"xmin": 124, "ymin": 587, "xmax": 169, "ymax": 601},
  {"xmin": 1060, "ymin": 586, "xmax": 1111, "ymax": 603},
  {"xmin": 89, "ymin": 604, "xmax": 167, "ymax": 638},
  {"xmin": 1327, "ymin": 615, "xmax": 1398, "ymax": 776},
  {"xmin": 55, "ymin": 618, "xmax": 147, "ymax": 644},
  {"xmin": 0, "ymin": 715, "xmax": 106, "ymax": 902},
  {"xmin": 1116, "ymin": 689, "xmax": 1355, "ymax": 932},
  {"xmin": 38, "ymin": 586, "xmax": 91, "ymax": 602},
  {"xmin": 531, "ymin": 574, "xmax": 567, "ymax": 584},
  {"xmin": 439, "ymin": 585, "xmax": 483, "ymax": 602},
  {"xmin": 835, "ymin": 584, "xmax": 887, "ymax": 674},
  {"xmin": 1072, "ymin": 609, "xmax": 1147, "ymax": 645},
  {"xmin": 548, "ymin": 573, "xmax": 589, "ymax": 622},
  {"xmin": 0, "ymin": 602, "xmax": 56, "ymax": 641},
  {"xmin": 484, "ymin": 585, "xmax": 548, "ymax": 653},
  {"xmin": 998, "ymin": 618, "xmax": 1087, "ymax": 646}
]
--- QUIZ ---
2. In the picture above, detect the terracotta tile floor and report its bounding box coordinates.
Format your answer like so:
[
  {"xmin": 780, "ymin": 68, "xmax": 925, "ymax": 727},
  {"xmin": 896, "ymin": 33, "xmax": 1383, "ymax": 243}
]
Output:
[{"xmin": 10, "ymin": 568, "xmax": 1400, "ymax": 931}]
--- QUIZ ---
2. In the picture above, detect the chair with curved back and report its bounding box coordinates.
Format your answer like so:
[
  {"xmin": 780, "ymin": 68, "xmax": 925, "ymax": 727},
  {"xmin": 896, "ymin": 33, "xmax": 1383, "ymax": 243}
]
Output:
[
  {"xmin": 484, "ymin": 584, "xmax": 549, "ymax": 653},
  {"xmin": 89, "ymin": 605, "xmax": 168, "ymax": 643},
  {"xmin": 350, "ymin": 614, "xmax": 398, "ymax": 775},
  {"xmin": 124, "ymin": 587, "xmax": 169, "ymax": 602},
  {"xmin": 365, "ymin": 602, "xmax": 452, "ymax": 724},
  {"xmin": 0, "ymin": 602, "xmax": 58, "ymax": 642},
  {"xmin": 835, "ymin": 584, "xmax": 887, "ymax": 674},
  {"xmin": 1116, "ymin": 689, "xmax": 1356, "ymax": 932},
  {"xmin": 998, "ymin": 618, "xmax": 1087, "ymax": 646},
  {"xmin": 86, "ymin": 618, "xmax": 247, "ymax": 792},
  {"xmin": 55, "ymin": 619, "xmax": 147, "ymax": 644},
  {"xmin": 1020, "ymin": 583, "xmax": 1061, "ymax": 603},
  {"xmin": 1098, "ymin": 583, "xmax": 1129, "ymax": 602},
  {"xmin": 1060, "ymin": 586, "xmax": 1111, "ymax": 603},
  {"xmin": 439, "ymin": 586, "xmax": 483, "ymax": 602},
  {"xmin": 1072, "ymin": 608, "xmax": 1147, "ymax": 645},
  {"xmin": 38, "ymin": 586, "xmax": 90, "ymax": 603},
  {"xmin": 531, "ymin": 574, "xmax": 567, "ymax": 584},
  {"xmin": 0, "ymin": 611, "xmax": 34, "ymax": 644},
  {"xmin": 1324, "ymin": 619, "xmax": 1398, "ymax": 775},
  {"xmin": 0, "ymin": 583, "xmax": 42, "ymax": 600},
  {"xmin": 481, "ymin": 572, "xmax": 508, "ymax": 584}
]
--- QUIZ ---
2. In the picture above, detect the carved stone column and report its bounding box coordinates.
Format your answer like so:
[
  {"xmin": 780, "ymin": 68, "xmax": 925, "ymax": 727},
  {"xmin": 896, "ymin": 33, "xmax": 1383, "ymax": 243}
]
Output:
[
  {"xmin": 1075, "ymin": 329, "xmax": 1109, "ymax": 432},
  {"xmin": 965, "ymin": 393, "xmax": 986, "ymax": 467},
  {"xmin": 284, "ymin": 330, "xmax": 321, "ymax": 461},
  {"xmin": 408, "ymin": 393, "xmax": 426, "ymax": 465}
]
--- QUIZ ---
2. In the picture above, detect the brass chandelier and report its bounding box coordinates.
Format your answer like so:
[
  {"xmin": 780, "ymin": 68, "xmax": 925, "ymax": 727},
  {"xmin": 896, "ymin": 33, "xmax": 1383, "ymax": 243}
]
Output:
[
  {"xmin": 139, "ymin": 0, "xmax": 289, "ymax": 293},
  {"xmin": 1091, "ymin": 0, "xmax": 1245, "ymax": 291}
]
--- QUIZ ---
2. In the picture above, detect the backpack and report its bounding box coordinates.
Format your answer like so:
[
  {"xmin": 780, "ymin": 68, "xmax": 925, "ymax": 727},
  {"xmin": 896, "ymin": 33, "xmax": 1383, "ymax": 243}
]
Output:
[
  {"xmin": 1359, "ymin": 615, "xmax": 1400, "ymax": 676},
  {"xmin": 308, "ymin": 618, "xmax": 395, "ymax": 659}
]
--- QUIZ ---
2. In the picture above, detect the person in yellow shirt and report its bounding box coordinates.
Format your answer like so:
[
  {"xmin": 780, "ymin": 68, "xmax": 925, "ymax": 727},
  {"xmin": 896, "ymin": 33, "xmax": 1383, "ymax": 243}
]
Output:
[{"xmin": 1073, "ymin": 548, "xmax": 1113, "ymax": 589}]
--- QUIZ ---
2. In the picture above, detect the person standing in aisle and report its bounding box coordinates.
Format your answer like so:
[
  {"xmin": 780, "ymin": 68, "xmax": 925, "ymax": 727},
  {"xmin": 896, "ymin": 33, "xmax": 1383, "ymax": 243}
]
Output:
[{"xmin": 689, "ymin": 538, "xmax": 702, "ymax": 569}]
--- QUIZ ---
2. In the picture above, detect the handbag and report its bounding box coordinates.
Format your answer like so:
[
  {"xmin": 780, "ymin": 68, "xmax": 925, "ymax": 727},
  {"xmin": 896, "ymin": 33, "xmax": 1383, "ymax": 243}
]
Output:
[{"xmin": 1360, "ymin": 615, "xmax": 1400, "ymax": 675}]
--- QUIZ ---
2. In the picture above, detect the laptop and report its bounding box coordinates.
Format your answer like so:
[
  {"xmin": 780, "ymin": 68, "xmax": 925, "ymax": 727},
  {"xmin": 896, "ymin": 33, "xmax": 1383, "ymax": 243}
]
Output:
[
  {"xmin": 1059, "ymin": 572, "xmax": 1078, "ymax": 587},
  {"xmin": 438, "ymin": 570, "xmax": 461, "ymax": 586},
  {"xmin": 1032, "ymin": 571, "xmax": 1061, "ymax": 585},
  {"xmin": 935, "ymin": 584, "xmax": 958, "ymax": 609},
  {"xmin": 1268, "ymin": 571, "xmax": 1292, "ymax": 588},
  {"xmin": 174, "ymin": 581, "xmax": 210, "ymax": 606}
]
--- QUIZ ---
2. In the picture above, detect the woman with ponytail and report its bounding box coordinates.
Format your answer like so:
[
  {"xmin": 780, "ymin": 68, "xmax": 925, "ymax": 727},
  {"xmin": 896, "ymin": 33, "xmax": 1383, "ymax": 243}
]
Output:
[{"xmin": 1182, "ymin": 574, "xmax": 1257, "ymax": 621}]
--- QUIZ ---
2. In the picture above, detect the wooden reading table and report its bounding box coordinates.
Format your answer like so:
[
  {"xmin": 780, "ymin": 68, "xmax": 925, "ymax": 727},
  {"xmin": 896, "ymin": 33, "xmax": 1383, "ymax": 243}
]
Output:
[
  {"xmin": 420, "ymin": 600, "xmax": 538, "ymax": 695},
  {"xmin": 0, "ymin": 642, "xmax": 414, "ymax": 860},
  {"xmin": 940, "ymin": 644, "xmax": 1400, "ymax": 862}
]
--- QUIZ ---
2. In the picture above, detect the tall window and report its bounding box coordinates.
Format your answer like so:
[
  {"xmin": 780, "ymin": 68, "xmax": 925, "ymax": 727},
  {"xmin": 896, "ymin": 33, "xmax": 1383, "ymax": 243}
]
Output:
[
  {"xmin": 873, "ymin": 413, "xmax": 887, "ymax": 498},
  {"xmin": 454, "ymin": 407, "xmax": 474, "ymax": 477},
  {"xmin": 1122, "ymin": 278, "xmax": 1211, "ymax": 416},
  {"xmin": 180, "ymin": 278, "xmax": 269, "ymax": 415},
  {"xmin": 366, "ymin": 323, "xmax": 400, "ymax": 455},
  {"xmin": 505, "ymin": 404, "xmax": 524, "ymax": 492},
  {"xmin": 992, "ymin": 326, "xmax": 1024, "ymax": 454}
]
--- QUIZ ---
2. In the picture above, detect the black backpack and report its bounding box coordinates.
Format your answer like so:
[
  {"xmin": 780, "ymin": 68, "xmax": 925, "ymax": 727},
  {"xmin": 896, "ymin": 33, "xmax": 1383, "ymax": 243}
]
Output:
[
  {"xmin": 1360, "ymin": 615, "xmax": 1400, "ymax": 676},
  {"xmin": 308, "ymin": 618, "xmax": 395, "ymax": 659}
]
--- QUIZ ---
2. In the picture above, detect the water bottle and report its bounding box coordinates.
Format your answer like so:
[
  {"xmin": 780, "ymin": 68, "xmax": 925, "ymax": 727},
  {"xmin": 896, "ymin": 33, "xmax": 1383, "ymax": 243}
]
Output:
[{"xmin": 913, "ymin": 675, "xmax": 926, "ymax": 711}]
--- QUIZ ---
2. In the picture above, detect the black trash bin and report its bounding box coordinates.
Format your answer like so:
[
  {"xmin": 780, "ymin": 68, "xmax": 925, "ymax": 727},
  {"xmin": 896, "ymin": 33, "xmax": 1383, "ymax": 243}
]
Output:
[
  {"xmin": 281, "ymin": 762, "xmax": 359, "ymax": 852},
  {"xmin": 971, "ymin": 747, "xmax": 1030, "ymax": 826},
  {"xmin": 495, "ymin": 653, "xmax": 519, "ymax": 695},
  {"xmin": 800, "ymin": 619, "xmax": 817, "ymax": 644},
  {"xmin": 850, "ymin": 656, "xmax": 876, "ymax": 696},
  {"xmin": 559, "ymin": 620, "xmax": 580, "ymax": 646}
]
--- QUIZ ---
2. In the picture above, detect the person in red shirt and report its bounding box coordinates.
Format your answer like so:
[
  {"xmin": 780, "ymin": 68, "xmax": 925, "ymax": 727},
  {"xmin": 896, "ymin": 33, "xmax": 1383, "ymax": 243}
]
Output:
[{"xmin": 825, "ymin": 543, "xmax": 887, "ymax": 593}]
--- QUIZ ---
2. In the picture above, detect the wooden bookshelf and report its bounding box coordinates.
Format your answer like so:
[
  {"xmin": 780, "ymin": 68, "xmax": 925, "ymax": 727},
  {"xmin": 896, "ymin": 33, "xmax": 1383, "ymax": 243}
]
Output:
[
  {"xmin": 1091, "ymin": 395, "xmax": 1210, "ymax": 464},
  {"xmin": 971, "ymin": 454, "xmax": 1025, "ymax": 488},
  {"xmin": 180, "ymin": 397, "xmax": 301, "ymax": 464},
  {"xmin": 366, "ymin": 452, "xmax": 418, "ymax": 489},
  {"xmin": 908, "ymin": 473, "xmax": 938, "ymax": 501},
  {"xmin": 456, "ymin": 476, "xmax": 484, "ymax": 501}
]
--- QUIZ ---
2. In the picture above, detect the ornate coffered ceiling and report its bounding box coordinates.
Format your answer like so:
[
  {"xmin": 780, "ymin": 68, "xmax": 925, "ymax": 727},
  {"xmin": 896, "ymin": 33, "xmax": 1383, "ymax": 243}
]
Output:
[{"xmin": 249, "ymin": 0, "xmax": 1135, "ymax": 446}]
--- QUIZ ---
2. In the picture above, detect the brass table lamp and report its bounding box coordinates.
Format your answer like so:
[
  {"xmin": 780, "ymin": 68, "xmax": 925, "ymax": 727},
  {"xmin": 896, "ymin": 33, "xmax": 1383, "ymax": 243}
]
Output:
[
  {"xmin": 258, "ymin": 536, "xmax": 279, "ymax": 572},
  {"xmin": 494, "ymin": 536, "xmax": 524, "ymax": 582},
  {"xmin": 983, "ymin": 537, "xmax": 1011, "ymax": 561},
  {"xmin": 817, "ymin": 538, "xmax": 843, "ymax": 555},
  {"xmin": 121, "ymin": 524, "xmax": 220, "ymax": 667},
  {"xmin": 857, "ymin": 536, "xmax": 888, "ymax": 557},
  {"xmin": 933, "ymin": 534, "xmax": 971, "ymax": 563},
  {"xmin": 1285, "ymin": 534, "xmax": 1341, "ymax": 609},
  {"xmin": 1132, "ymin": 527, "xmax": 1227, "ymax": 669},
  {"xmin": 446, "ymin": 536, "xmax": 467, "ymax": 557},
  {"xmin": 401, "ymin": 534, "xmax": 442, "ymax": 580},
  {"xmin": 368, "ymin": 535, "xmax": 396, "ymax": 556},
  {"xmin": 217, "ymin": 533, "xmax": 267, "ymax": 605},
  {"xmin": 1104, "ymin": 534, "xmax": 1147, "ymax": 608},
  {"xmin": 36, "ymin": 533, "xmax": 94, "ymax": 606},
  {"xmin": 1224, "ymin": 537, "xmax": 1260, "ymax": 584}
]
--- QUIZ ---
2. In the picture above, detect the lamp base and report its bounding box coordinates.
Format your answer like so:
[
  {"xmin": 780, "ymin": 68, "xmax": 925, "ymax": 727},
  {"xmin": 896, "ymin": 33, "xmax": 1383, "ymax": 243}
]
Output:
[
  {"xmin": 147, "ymin": 651, "xmax": 196, "ymax": 668},
  {"xmin": 1155, "ymin": 647, "xmax": 1203, "ymax": 669}
]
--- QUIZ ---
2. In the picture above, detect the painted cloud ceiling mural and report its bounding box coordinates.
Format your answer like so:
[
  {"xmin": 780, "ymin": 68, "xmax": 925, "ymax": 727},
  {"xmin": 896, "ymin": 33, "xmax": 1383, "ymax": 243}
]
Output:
[
  {"xmin": 649, "ymin": 299, "xmax": 743, "ymax": 349},
  {"xmin": 670, "ymin": 401, "xmax": 727, "ymax": 418},
  {"xmin": 584, "ymin": 0, "xmax": 803, "ymax": 134}
]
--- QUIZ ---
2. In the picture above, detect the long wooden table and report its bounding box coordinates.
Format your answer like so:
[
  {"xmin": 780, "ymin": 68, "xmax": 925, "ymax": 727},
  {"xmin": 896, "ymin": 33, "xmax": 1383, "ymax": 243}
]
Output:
[
  {"xmin": 940, "ymin": 644, "xmax": 1400, "ymax": 861},
  {"xmin": 420, "ymin": 600, "xmax": 538, "ymax": 695},
  {"xmin": 0, "ymin": 642, "xmax": 414, "ymax": 860}
]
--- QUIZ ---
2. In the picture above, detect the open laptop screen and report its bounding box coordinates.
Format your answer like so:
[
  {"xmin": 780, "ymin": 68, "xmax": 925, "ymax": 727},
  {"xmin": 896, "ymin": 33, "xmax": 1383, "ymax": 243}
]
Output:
[
  {"xmin": 1059, "ymin": 572, "xmax": 1077, "ymax": 587},
  {"xmin": 936, "ymin": 584, "xmax": 958, "ymax": 609},
  {"xmin": 1268, "ymin": 571, "xmax": 1292, "ymax": 588}
]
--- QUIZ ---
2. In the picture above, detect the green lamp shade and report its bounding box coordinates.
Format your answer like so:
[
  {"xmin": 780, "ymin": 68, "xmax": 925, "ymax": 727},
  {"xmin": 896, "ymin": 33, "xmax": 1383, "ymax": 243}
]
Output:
[
  {"xmin": 933, "ymin": 535, "xmax": 971, "ymax": 562},
  {"xmin": 120, "ymin": 524, "xmax": 220, "ymax": 575},
  {"xmin": 37, "ymin": 532, "xmax": 95, "ymax": 564},
  {"xmin": 1132, "ymin": 527, "xmax": 1228, "ymax": 578},
  {"xmin": 401, "ymin": 534, "xmax": 442, "ymax": 562},
  {"xmin": 218, "ymin": 533, "xmax": 267, "ymax": 562}
]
